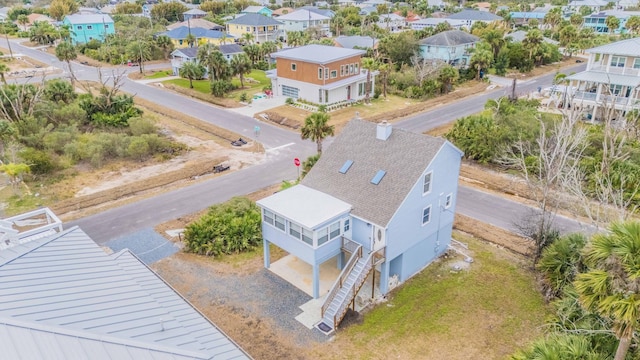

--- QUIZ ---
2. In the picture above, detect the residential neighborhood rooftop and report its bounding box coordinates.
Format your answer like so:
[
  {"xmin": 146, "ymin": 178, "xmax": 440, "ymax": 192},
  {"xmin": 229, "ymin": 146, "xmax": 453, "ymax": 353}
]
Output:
[
  {"xmin": 257, "ymin": 185, "xmax": 352, "ymax": 228},
  {"xmin": 167, "ymin": 19, "xmax": 223, "ymax": 31},
  {"xmin": 302, "ymin": 119, "xmax": 451, "ymax": 227},
  {"xmin": 507, "ymin": 30, "xmax": 558, "ymax": 45},
  {"xmin": 64, "ymin": 13, "xmax": 114, "ymax": 24},
  {"xmin": 226, "ymin": 13, "xmax": 282, "ymax": 26},
  {"xmin": 0, "ymin": 225, "xmax": 249, "ymax": 359},
  {"xmin": 447, "ymin": 9, "xmax": 503, "ymax": 21},
  {"xmin": 334, "ymin": 35, "xmax": 378, "ymax": 49},
  {"xmin": 585, "ymin": 37, "xmax": 640, "ymax": 56},
  {"xmin": 276, "ymin": 9, "xmax": 331, "ymax": 21},
  {"xmin": 567, "ymin": 70, "xmax": 640, "ymax": 87},
  {"xmin": 272, "ymin": 44, "xmax": 365, "ymax": 64},
  {"xmin": 418, "ymin": 30, "xmax": 479, "ymax": 46},
  {"xmin": 162, "ymin": 26, "xmax": 232, "ymax": 40}
]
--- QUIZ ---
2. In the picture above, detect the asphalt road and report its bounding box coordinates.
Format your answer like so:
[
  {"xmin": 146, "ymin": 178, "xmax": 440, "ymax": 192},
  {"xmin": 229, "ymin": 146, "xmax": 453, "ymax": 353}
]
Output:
[{"xmin": 1, "ymin": 39, "xmax": 591, "ymax": 243}]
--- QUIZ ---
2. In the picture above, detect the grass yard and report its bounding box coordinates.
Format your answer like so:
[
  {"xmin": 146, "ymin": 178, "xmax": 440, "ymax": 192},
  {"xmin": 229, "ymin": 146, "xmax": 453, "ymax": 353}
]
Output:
[
  {"xmin": 164, "ymin": 69, "xmax": 270, "ymax": 103},
  {"xmin": 310, "ymin": 232, "xmax": 549, "ymax": 360},
  {"xmin": 145, "ymin": 70, "xmax": 173, "ymax": 79}
]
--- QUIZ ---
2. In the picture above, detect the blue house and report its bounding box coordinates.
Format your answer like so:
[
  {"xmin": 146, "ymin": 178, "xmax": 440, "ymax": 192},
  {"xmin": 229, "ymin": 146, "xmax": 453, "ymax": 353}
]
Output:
[
  {"xmin": 419, "ymin": 30, "xmax": 480, "ymax": 67},
  {"xmin": 241, "ymin": 5, "xmax": 273, "ymax": 17},
  {"xmin": 257, "ymin": 119, "xmax": 463, "ymax": 331},
  {"xmin": 63, "ymin": 14, "xmax": 115, "ymax": 45}
]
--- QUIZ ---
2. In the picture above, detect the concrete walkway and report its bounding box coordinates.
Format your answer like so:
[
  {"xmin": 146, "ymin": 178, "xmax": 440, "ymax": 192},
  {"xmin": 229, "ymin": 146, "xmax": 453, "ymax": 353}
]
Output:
[
  {"xmin": 229, "ymin": 96, "xmax": 287, "ymax": 117},
  {"xmin": 135, "ymin": 76, "xmax": 180, "ymax": 84}
]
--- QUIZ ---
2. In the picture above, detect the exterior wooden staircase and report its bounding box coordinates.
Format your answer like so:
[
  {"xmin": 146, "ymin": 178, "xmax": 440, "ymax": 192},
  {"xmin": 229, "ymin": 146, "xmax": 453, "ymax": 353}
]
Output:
[{"xmin": 318, "ymin": 238, "xmax": 385, "ymax": 334}]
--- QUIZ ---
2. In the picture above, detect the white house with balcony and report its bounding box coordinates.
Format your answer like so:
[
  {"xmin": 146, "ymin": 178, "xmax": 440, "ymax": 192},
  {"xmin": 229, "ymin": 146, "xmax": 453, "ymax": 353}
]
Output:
[
  {"xmin": 566, "ymin": 38, "xmax": 640, "ymax": 121},
  {"xmin": 277, "ymin": 9, "xmax": 331, "ymax": 38}
]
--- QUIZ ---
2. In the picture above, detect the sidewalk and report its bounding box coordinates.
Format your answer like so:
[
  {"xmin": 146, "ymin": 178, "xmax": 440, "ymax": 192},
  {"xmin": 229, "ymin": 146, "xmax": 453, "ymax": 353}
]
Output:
[
  {"xmin": 229, "ymin": 96, "xmax": 287, "ymax": 117},
  {"xmin": 135, "ymin": 75, "xmax": 180, "ymax": 84}
]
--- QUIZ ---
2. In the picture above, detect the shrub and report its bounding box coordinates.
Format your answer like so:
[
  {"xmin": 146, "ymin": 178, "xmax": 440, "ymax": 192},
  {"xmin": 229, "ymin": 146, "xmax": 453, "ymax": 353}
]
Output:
[
  {"xmin": 210, "ymin": 80, "xmax": 233, "ymax": 97},
  {"xmin": 19, "ymin": 148, "xmax": 55, "ymax": 175},
  {"xmin": 128, "ymin": 117, "xmax": 157, "ymax": 136},
  {"xmin": 239, "ymin": 92, "xmax": 248, "ymax": 102},
  {"xmin": 183, "ymin": 197, "xmax": 262, "ymax": 256},
  {"xmin": 285, "ymin": 97, "xmax": 294, "ymax": 105},
  {"xmin": 43, "ymin": 130, "xmax": 76, "ymax": 154},
  {"xmin": 127, "ymin": 136, "xmax": 150, "ymax": 161}
]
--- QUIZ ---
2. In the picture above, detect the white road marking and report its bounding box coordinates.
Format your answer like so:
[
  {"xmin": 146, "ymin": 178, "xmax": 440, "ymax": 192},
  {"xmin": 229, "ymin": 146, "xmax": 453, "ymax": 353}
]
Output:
[{"xmin": 266, "ymin": 142, "xmax": 295, "ymax": 153}]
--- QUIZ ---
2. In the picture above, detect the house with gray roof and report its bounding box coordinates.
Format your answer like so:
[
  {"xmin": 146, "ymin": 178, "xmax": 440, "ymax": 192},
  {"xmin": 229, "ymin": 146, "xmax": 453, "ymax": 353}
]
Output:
[
  {"xmin": 226, "ymin": 13, "xmax": 283, "ymax": 43},
  {"xmin": 267, "ymin": 44, "xmax": 377, "ymax": 105},
  {"xmin": 183, "ymin": 8, "xmax": 207, "ymax": 21},
  {"xmin": 566, "ymin": 38, "xmax": 640, "ymax": 121},
  {"xmin": 333, "ymin": 35, "xmax": 378, "ymax": 50},
  {"xmin": 506, "ymin": 30, "xmax": 558, "ymax": 45},
  {"xmin": 419, "ymin": 30, "xmax": 480, "ymax": 67},
  {"xmin": 0, "ymin": 209, "xmax": 250, "ymax": 359},
  {"xmin": 277, "ymin": 9, "xmax": 331, "ymax": 37},
  {"xmin": 171, "ymin": 44, "xmax": 243, "ymax": 75},
  {"xmin": 62, "ymin": 14, "xmax": 115, "ymax": 44},
  {"xmin": 446, "ymin": 9, "xmax": 503, "ymax": 29},
  {"xmin": 257, "ymin": 118, "xmax": 463, "ymax": 332}
]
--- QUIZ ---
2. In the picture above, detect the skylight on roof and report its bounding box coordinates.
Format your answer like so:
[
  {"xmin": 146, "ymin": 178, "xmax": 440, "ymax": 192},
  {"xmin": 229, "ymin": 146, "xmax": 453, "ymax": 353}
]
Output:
[
  {"xmin": 339, "ymin": 160, "xmax": 354, "ymax": 174},
  {"xmin": 371, "ymin": 170, "xmax": 386, "ymax": 185}
]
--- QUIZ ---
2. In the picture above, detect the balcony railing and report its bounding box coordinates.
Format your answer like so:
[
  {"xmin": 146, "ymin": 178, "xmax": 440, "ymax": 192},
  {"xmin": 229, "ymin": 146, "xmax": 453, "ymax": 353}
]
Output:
[
  {"xmin": 589, "ymin": 65, "xmax": 640, "ymax": 76},
  {"xmin": 572, "ymin": 91, "xmax": 640, "ymax": 107}
]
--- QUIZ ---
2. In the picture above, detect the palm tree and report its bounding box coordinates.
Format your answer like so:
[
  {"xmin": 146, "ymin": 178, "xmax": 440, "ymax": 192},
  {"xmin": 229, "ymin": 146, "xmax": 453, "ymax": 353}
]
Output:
[
  {"xmin": 185, "ymin": 33, "xmax": 196, "ymax": 48},
  {"xmin": 625, "ymin": 15, "xmax": 640, "ymax": 34},
  {"xmin": 523, "ymin": 29, "xmax": 544, "ymax": 61},
  {"xmin": 377, "ymin": 61, "xmax": 390, "ymax": 98},
  {"xmin": 438, "ymin": 65, "xmax": 459, "ymax": 94},
  {"xmin": 574, "ymin": 221, "xmax": 640, "ymax": 360},
  {"xmin": 55, "ymin": 41, "xmax": 77, "ymax": 85},
  {"xmin": 156, "ymin": 35, "xmax": 174, "ymax": 59},
  {"xmin": 605, "ymin": 15, "xmax": 620, "ymax": 35},
  {"xmin": 241, "ymin": 32, "xmax": 254, "ymax": 45},
  {"xmin": 179, "ymin": 61, "xmax": 204, "ymax": 88},
  {"xmin": 243, "ymin": 44, "xmax": 261, "ymax": 65},
  {"xmin": 543, "ymin": 7, "xmax": 562, "ymax": 30},
  {"xmin": 332, "ymin": 16, "xmax": 345, "ymax": 37},
  {"xmin": 0, "ymin": 63, "xmax": 9, "ymax": 85},
  {"xmin": 470, "ymin": 47, "xmax": 493, "ymax": 80},
  {"xmin": 300, "ymin": 112, "xmax": 334, "ymax": 154},
  {"xmin": 361, "ymin": 57, "xmax": 377, "ymax": 104},
  {"xmin": 481, "ymin": 29, "xmax": 505, "ymax": 59},
  {"xmin": 126, "ymin": 40, "xmax": 151, "ymax": 74},
  {"xmin": 230, "ymin": 54, "xmax": 252, "ymax": 88},
  {"xmin": 536, "ymin": 233, "xmax": 587, "ymax": 298}
]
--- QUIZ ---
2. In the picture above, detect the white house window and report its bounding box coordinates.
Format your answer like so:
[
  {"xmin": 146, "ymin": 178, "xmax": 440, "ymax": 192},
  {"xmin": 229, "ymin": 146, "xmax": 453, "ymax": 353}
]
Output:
[
  {"xmin": 423, "ymin": 172, "xmax": 433, "ymax": 194},
  {"xmin": 344, "ymin": 218, "xmax": 350, "ymax": 232},
  {"xmin": 609, "ymin": 84, "xmax": 624, "ymax": 95},
  {"xmin": 422, "ymin": 206, "xmax": 432, "ymax": 225},
  {"xmin": 330, "ymin": 70, "xmax": 337, "ymax": 78},
  {"xmin": 87, "ymin": 25, "xmax": 93, "ymax": 30},
  {"xmin": 274, "ymin": 214, "xmax": 285, "ymax": 231},
  {"xmin": 340, "ymin": 65, "xmax": 344, "ymax": 76},
  {"xmin": 318, "ymin": 67, "xmax": 322, "ymax": 79},
  {"xmin": 324, "ymin": 68, "xmax": 329, "ymax": 79},
  {"xmin": 77, "ymin": 25, "xmax": 82, "ymax": 30},
  {"xmin": 633, "ymin": 58, "xmax": 640, "ymax": 69},
  {"xmin": 105, "ymin": 24, "xmax": 109, "ymax": 28},
  {"xmin": 318, "ymin": 228, "xmax": 328, "ymax": 245},
  {"xmin": 263, "ymin": 209, "xmax": 274, "ymax": 225},
  {"xmin": 246, "ymin": 26, "xmax": 251, "ymax": 31},
  {"xmin": 355, "ymin": 63, "xmax": 359, "ymax": 73},
  {"xmin": 445, "ymin": 193, "xmax": 452, "ymax": 208},
  {"xmin": 349, "ymin": 64, "xmax": 354, "ymax": 74},
  {"xmin": 302, "ymin": 228, "xmax": 313, "ymax": 245},
  {"xmin": 289, "ymin": 222, "xmax": 301, "ymax": 239},
  {"xmin": 611, "ymin": 56, "xmax": 625, "ymax": 67},
  {"xmin": 291, "ymin": 63, "xmax": 297, "ymax": 71},
  {"xmin": 330, "ymin": 222, "xmax": 340, "ymax": 239},
  {"xmin": 319, "ymin": 89, "xmax": 323, "ymax": 103},
  {"xmin": 358, "ymin": 82, "xmax": 365, "ymax": 96}
]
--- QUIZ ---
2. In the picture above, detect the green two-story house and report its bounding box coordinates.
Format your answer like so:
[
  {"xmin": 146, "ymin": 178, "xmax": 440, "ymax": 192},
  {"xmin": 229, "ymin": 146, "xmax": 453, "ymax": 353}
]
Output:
[{"xmin": 63, "ymin": 14, "xmax": 115, "ymax": 45}]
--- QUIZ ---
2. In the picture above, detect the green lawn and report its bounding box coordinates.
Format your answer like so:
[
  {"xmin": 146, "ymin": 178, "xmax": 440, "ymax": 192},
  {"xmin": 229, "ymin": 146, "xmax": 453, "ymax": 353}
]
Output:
[
  {"xmin": 145, "ymin": 70, "xmax": 174, "ymax": 79},
  {"xmin": 315, "ymin": 232, "xmax": 550, "ymax": 359},
  {"xmin": 164, "ymin": 69, "xmax": 270, "ymax": 102}
]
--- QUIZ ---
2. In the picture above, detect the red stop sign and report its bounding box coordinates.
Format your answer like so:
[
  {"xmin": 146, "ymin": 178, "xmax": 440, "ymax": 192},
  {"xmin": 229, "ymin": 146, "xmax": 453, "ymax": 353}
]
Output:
[{"xmin": 294, "ymin": 158, "xmax": 301, "ymax": 167}]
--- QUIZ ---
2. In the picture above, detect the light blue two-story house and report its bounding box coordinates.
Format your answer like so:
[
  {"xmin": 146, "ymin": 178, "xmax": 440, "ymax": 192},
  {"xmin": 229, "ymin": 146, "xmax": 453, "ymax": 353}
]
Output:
[
  {"xmin": 419, "ymin": 30, "xmax": 480, "ymax": 67},
  {"xmin": 257, "ymin": 119, "xmax": 463, "ymax": 332},
  {"xmin": 63, "ymin": 14, "xmax": 115, "ymax": 45}
]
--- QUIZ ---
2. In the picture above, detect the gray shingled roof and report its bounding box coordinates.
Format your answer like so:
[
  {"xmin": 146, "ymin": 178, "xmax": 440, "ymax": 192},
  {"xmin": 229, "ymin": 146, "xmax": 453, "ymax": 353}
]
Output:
[
  {"xmin": 64, "ymin": 14, "xmax": 114, "ymax": 24},
  {"xmin": 220, "ymin": 43, "xmax": 243, "ymax": 54},
  {"xmin": 226, "ymin": 13, "xmax": 282, "ymax": 26},
  {"xmin": 272, "ymin": 44, "xmax": 364, "ymax": 64},
  {"xmin": 302, "ymin": 119, "xmax": 447, "ymax": 227},
  {"xmin": 0, "ymin": 227, "xmax": 249, "ymax": 360},
  {"xmin": 447, "ymin": 9, "xmax": 502, "ymax": 21},
  {"xmin": 334, "ymin": 35, "xmax": 378, "ymax": 49},
  {"xmin": 419, "ymin": 30, "xmax": 479, "ymax": 46}
]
